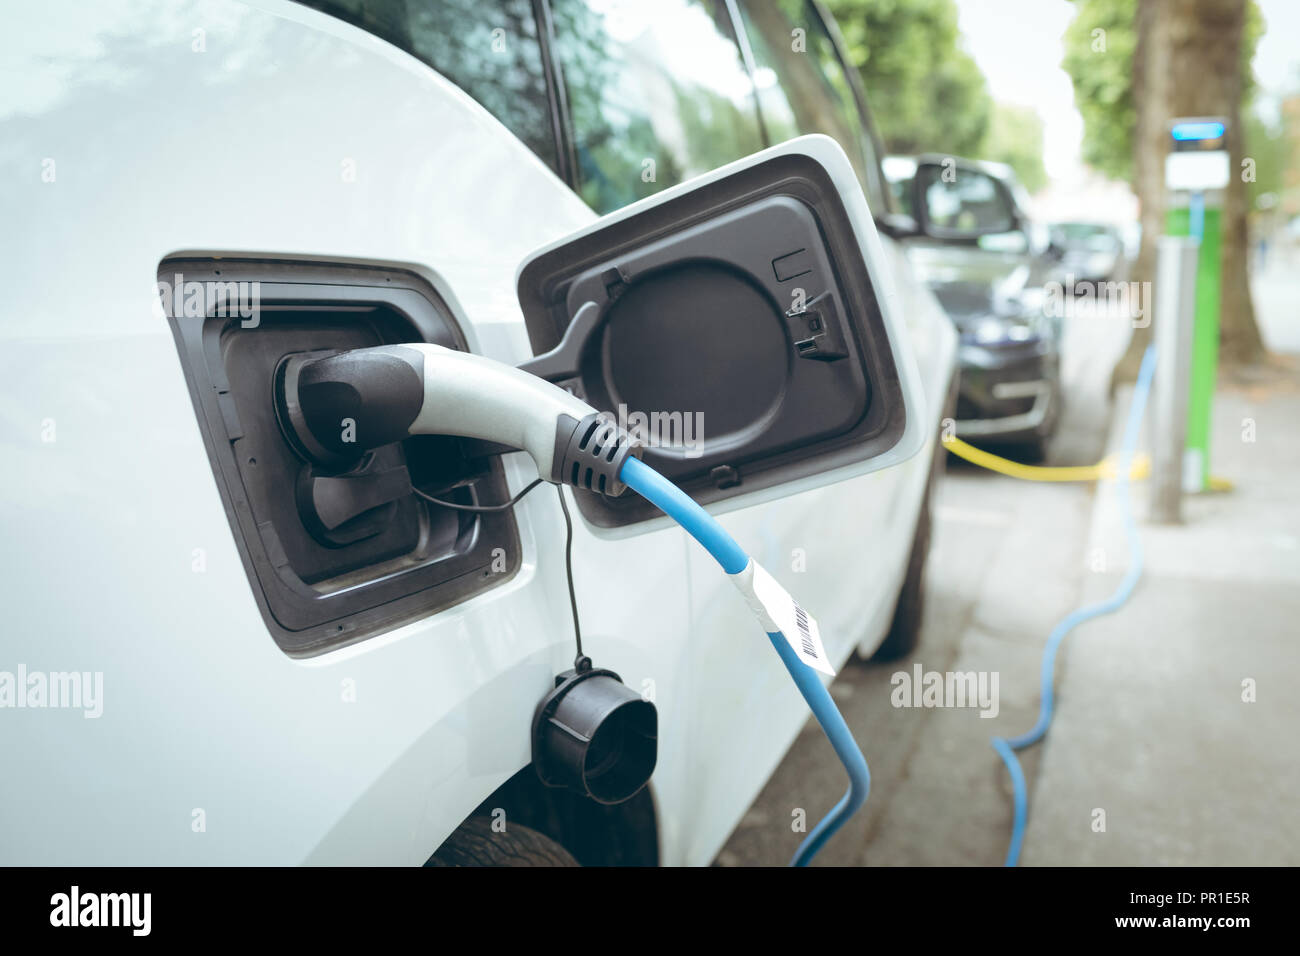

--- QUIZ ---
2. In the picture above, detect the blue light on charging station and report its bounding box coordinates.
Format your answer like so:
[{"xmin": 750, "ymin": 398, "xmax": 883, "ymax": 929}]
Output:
[{"xmin": 1171, "ymin": 121, "xmax": 1225, "ymax": 142}]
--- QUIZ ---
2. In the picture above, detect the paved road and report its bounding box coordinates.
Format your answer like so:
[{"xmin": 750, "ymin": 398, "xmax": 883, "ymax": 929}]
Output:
[{"xmin": 716, "ymin": 302, "xmax": 1133, "ymax": 866}]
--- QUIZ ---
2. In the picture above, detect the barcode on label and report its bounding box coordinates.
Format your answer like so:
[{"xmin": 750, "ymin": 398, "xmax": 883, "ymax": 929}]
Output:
[
  {"xmin": 794, "ymin": 604, "xmax": 817, "ymax": 659},
  {"xmin": 742, "ymin": 561, "xmax": 836, "ymax": 676}
]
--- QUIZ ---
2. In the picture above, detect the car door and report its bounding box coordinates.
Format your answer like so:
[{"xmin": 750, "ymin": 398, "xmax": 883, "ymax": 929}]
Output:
[{"xmin": 534, "ymin": 0, "xmax": 954, "ymax": 862}]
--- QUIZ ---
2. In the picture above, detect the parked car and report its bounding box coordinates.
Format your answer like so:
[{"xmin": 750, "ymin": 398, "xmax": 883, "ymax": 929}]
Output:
[
  {"xmin": 1048, "ymin": 221, "xmax": 1129, "ymax": 284},
  {"xmin": 883, "ymin": 154, "xmax": 1063, "ymax": 459},
  {"xmin": 1, "ymin": 0, "xmax": 963, "ymax": 866}
]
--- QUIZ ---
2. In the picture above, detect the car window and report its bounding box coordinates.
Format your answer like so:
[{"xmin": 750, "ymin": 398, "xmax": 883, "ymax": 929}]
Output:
[
  {"xmin": 295, "ymin": 0, "xmax": 560, "ymax": 175},
  {"xmin": 549, "ymin": 0, "xmax": 765, "ymax": 214},
  {"xmin": 736, "ymin": 0, "xmax": 885, "ymax": 209},
  {"xmin": 921, "ymin": 170, "xmax": 1006, "ymax": 232}
]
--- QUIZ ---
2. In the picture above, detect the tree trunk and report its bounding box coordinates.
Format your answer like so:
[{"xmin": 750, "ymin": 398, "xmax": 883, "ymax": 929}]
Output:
[
  {"xmin": 1113, "ymin": 0, "xmax": 1265, "ymax": 389},
  {"xmin": 1218, "ymin": 28, "xmax": 1266, "ymax": 365},
  {"xmin": 1113, "ymin": 0, "xmax": 1163, "ymax": 391}
]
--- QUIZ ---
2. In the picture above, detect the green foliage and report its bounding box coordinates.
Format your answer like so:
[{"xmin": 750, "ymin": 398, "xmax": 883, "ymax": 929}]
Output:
[
  {"xmin": 1061, "ymin": 0, "xmax": 1137, "ymax": 182},
  {"xmin": 1244, "ymin": 111, "xmax": 1286, "ymax": 210},
  {"xmin": 825, "ymin": 0, "xmax": 991, "ymax": 156},
  {"xmin": 980, "ymin": 103, "xmax": 1048, "ymax": 193},
  {"xmin": 1242, "ymin": 0, "xmax": 1263, "ymax": 101},
  {"xmin": 1238, "ymin": 0, "xmax": 1273, "ymax": 214},
  {"xmin": 1061, "ymin": 0, "xmax": 1262, "ymax": 185}
]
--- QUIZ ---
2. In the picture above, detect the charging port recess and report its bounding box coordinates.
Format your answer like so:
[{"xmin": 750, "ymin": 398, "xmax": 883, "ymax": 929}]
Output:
[{"xmin": 163, "ymin": 258, "xmax": 521, "ymax": 655}]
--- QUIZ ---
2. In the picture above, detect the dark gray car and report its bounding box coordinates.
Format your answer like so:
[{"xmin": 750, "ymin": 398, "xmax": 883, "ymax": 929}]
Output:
[
  {"xmin": 882, "ymin": 154, "xmax": 1062, "ymax": 459},
  {"xmin": 1049, "ymin": 221, "xmax": 1128, "ymax": 284}
]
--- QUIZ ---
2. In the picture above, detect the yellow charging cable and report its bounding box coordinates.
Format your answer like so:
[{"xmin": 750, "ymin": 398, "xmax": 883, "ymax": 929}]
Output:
[
  {"xmin": 940, "ymin": 434, "xmax": 1149, "ymax": 481},
  {"xmin": 940, "ymin": 434, "xmax": 1232, "ymax": 490}
]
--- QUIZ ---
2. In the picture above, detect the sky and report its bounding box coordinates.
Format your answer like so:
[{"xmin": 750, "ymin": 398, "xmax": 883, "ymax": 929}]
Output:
[
  {"xmin": 951, "ymin": 0, "xmax": 1300, "ymax": 186},
  {"xmin": 1251, "ymin": 0, "xmax": 1300, "ymax": 124}
]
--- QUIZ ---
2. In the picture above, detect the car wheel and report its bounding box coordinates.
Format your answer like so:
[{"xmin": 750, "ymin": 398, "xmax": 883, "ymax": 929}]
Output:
[
  {"xmin": 426, "ymin": 815, "xmax": 579, "ymax": 867},
  {"xmin": 870, "ymin": 475, "xmax": 932, "ymax": 662}
]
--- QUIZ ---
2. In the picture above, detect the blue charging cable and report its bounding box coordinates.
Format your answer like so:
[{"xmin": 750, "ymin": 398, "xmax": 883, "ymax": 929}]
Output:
[
  {"xmin": 619, "ymin": 456, "xmax": 870, "ymax": 866},
  {"xmin": 992, "ymin": 345, "xmax": 1157, "ymax": 866}
]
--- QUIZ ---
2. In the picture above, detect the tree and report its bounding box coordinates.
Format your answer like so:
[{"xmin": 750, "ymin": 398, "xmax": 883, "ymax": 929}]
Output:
[
  {"xmin": 980, "ymin": 103, "xmax": 1048, "ymax": 194},
  {"xmin": 1062, "ymin": 0, "xmax": 1138, "ymax": 181},
  {"xmin": 1063, "ymin": 0, "xmax": 1266, "ymax": 378},
  {"xmin": 826, "ymin": 0, "xmax": 991, "ymax": 157},
  {"xmin": 1243, "ymin": 111, "xmax": 1286, "ymax": 213}
]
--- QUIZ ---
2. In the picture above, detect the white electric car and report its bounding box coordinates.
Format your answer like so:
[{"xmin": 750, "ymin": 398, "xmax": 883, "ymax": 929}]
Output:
[{"xmin": 1, "ymin": 0, "xmax": 959, "ymax": 865}]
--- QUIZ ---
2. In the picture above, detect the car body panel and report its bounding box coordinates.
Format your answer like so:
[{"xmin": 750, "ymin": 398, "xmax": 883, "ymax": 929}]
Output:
[{"xmin": 0, "ymin": 0, "xmax": 954, "ymax": 866}]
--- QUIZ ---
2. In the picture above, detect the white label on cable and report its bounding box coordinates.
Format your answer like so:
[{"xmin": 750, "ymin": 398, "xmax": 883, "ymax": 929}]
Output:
[{"xmin": 730, "ymin": 561, "xmax": 835, "ymax": 676}]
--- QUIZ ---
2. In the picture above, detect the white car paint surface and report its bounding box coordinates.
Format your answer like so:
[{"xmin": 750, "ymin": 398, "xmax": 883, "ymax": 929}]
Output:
[{"xmin": 0, "ymin": 0, "xmax": 956, "ymax": 865}]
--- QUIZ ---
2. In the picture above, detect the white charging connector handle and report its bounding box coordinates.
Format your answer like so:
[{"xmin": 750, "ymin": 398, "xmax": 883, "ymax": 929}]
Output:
[
  {"xmin": 401, "ymin": 344, "xmax": 595, "ymax": 478},
  {"xmin": 277, "ymin": 342, "xmax": 639, "ymax": 493}
]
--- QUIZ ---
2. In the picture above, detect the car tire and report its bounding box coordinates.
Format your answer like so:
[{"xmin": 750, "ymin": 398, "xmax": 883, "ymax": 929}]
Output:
[
  {"xmin": 870, "ymin": 474, "xmax": 932, "ymax": 662},
  {"xmin": 426, "ymin": 815, "xmax": 579, "ymax": 867}
]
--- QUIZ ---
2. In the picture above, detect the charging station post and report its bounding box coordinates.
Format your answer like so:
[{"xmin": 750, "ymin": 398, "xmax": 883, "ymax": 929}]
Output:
[
  {"xmin": 1163, "ymin": 117, "xmax": 1229, "ymax": 493},
  {"xmin": 1151, "ymin": 237, "xmax": 1198, "ymax": 523}
]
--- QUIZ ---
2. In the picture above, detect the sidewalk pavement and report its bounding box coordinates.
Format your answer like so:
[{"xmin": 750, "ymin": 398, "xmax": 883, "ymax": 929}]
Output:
[
  {"xmin": 717, "ymin": 302, "xmax": 1297, "ymax": 868},
  {"xmin": 1021, "ymin": 359, "xmax": 1300, "ymax": 865}
]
